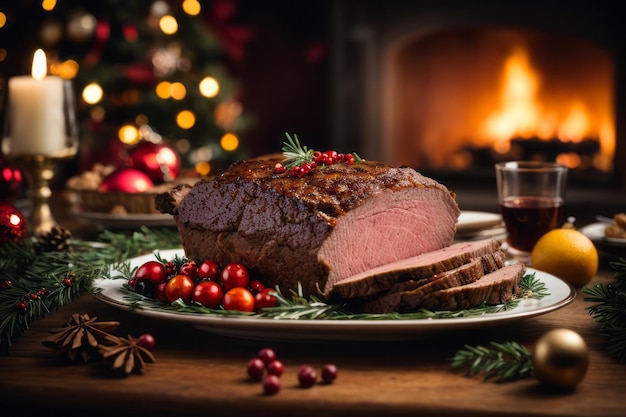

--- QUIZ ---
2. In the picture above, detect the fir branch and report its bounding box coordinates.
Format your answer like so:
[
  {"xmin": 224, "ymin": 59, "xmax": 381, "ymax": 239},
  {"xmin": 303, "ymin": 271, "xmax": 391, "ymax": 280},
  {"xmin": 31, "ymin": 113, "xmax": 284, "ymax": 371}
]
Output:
[
  {"xmin": 450, "ymin": 341, "xmax": 534, "ymax": 382},
  {"xmin": 583, "ymin": 257, "xmax": 626, "ymax": 363},
  {"xmin": 0, "ymin": 227, "xmax": 181, "ymax": 350}
]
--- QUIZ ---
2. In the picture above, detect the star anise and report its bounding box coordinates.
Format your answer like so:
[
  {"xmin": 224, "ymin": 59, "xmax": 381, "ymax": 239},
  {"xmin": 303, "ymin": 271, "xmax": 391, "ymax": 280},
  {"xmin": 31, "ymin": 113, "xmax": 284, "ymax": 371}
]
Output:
[
  {"xmin": 42, "ymin": 313, "xmax": 120, "ymax": 362},
  {"xmin": 99, "ymin": 334, "xmax": 156, "ymax": 375}
]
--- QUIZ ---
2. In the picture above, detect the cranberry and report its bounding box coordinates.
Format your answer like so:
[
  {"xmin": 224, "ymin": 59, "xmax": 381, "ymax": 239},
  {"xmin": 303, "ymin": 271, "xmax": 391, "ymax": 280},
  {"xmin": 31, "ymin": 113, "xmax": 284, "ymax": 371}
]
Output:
[
  {"xmin": 192, "ymin": 280, "xmax": 223, "ymax": 308},
  {"xmin": 134, "ymin": 260, "xmax": 166, "ymax": 284},
  {"xmin": 154, "ymin": 281, "xmax": 169, "ymax": 304},
  {"xmin": 297, "ymin": 365, "xmax": 317, "ymax": 388},
  {"xmin": 248, "ymin": 279, "xmax": 265, "ymax": 295},
  {"xmin": 258, "ymin": 348, "xmax": 277, "ymax": 365},
  {"xmin": 220, "ymin": 263, "xmax": 250, "ymax": 290},
  {"xmin": 262, "ymin": 374, "xmax": 281, "ymax": 395},
  {"xmin": 266, "ymin": 360, "xmax": 284, "ymax": 377},
  {"xmin": 197, "ymin": 260, "xmax": 220, "ymax": 280},
  {"xmin": 255, "ymin": 287, "xmax": 278, "ymax": 311},
  {"xmin": 321, "ymin": 363, "xmax": 338, "ymax": 383},
  {"xmin": 247, "ymin": 357, "xmax": 265, "ymax": 381},
  {"xmin": 137, "ymin": 333, "xmax": 156, "ymax": 349},
  {"xmin": 179, "ymin": 261, "xmax": 198, "ymax": 279}
]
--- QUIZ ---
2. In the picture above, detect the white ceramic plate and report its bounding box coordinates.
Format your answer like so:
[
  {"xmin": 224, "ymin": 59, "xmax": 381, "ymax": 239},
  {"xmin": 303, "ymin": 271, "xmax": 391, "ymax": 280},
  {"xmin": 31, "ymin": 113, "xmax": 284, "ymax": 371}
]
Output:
[
  {"xmin": 75, "ymin": 211, "xmax": 175, "ymax": 228},
  {"xmin": 91, "ymin": 249, "xmax": 576, "ymax": 342},
  {"xmin": 456, "ymin": 211, "xmax": 503, "ymax": 234},
  {"xmin": 580, "ymin": 222, "xmax": 626, "ymax": 246}
]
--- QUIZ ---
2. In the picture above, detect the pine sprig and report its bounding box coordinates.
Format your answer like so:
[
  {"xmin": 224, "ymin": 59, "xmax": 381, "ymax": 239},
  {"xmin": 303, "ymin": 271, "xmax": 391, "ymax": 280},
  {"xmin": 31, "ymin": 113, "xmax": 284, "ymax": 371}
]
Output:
[
  {"xmin": 583, "ymin": 257, "xmax": 626, "ymax": 363},
  {"xmin": 450, "ymin": 341, "xmax": 533, "ymax": 382},
  {"xmin": 0, "ymin": 227, "xmax": 181, "ymax": 351}
]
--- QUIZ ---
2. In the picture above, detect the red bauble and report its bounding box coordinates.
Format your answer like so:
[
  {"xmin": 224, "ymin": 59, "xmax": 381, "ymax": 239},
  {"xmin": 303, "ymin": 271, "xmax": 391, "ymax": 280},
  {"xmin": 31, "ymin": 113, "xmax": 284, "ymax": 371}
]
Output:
[
  {"xmin": 98, "ymin": 167, "xmax": 155, "ymax": 193},
  {"xmin": 128, "ymin": 142, "xmax": 181, "ymax": 183},
  {"xmin": 0, "ymin": 160, "xmax": 24, "ymax": 203},
  {"xmin": 0, "ymin": 202, "xmax": 28, "ymax": 244}
]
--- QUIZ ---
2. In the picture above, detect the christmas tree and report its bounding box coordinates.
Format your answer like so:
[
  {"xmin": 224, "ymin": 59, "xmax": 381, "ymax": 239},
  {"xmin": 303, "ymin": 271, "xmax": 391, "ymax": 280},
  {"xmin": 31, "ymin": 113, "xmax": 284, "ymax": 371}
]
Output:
[{"xmin": 0, "ymin": 0, "xmax": 251, "ymax": 178}]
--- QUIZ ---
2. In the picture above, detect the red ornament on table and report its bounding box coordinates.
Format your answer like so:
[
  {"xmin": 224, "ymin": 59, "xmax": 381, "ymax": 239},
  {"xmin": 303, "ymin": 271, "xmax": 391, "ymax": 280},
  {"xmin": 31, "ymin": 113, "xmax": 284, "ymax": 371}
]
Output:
[
  {"xmin": 128, "ymin": 142, "xmax": 181, "ymax": 184},
  {"xmin": 98, "ymin": 167, "xmax": 154, "ymax": 193},
  {"xmin": 0, "ymin": 202, "xmax": 28, "ymax": 244}
]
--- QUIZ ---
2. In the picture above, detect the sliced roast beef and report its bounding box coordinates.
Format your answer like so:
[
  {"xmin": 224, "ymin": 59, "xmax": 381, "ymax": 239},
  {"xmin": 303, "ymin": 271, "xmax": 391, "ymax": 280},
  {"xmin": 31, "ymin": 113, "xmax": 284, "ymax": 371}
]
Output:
[
  {"xmin": 416, "ymin": 262, "xmax": 525, "ymax": 311},
  {"xmin": 155, "ymin": 155, "xmax": 460, "ymax": 297},
  {"xmin": 328, "ymin": 238, "xmax": 501, "ymax": 300},
  {"xmin": 362, "ymin": 249, "xmax": 506, "ymax": 313}
]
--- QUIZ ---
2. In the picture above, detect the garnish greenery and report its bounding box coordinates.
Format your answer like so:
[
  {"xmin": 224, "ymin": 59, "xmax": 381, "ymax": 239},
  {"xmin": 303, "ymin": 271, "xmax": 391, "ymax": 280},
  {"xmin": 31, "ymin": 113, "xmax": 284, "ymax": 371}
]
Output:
[
  {"xmin": 279, "ymin": 132, "xmax": 363, "ymax": 169},
  {"xmin": 450, "ymin": 341, "xmax": 533, "ymax": 382},
  {"xmin": 0, "ymin": 227, "xmax": 181, "ymax": 350},
  {"xmin": 583, "ymin": 257, "xmax": 626, "ymax": 363},
  {"xmin": 104, "ymin": 255, "xmax": 549, "ymax": 321},
  {"xmin": 281, "ymin": 133, "xmax": 315, "ymax": 169}
]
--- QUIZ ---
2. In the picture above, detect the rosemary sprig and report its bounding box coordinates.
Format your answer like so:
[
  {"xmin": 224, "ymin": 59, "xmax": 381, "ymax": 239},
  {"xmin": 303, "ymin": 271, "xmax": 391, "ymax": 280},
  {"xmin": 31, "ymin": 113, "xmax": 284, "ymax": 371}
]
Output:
[
  {"xmin": 450, "ymin": 341, "xmax": 533, "ymax": 382},
  {"xmin": 110, "ymin": 260, "xmax": 549, "ymax": 321},
  {"xmin": 583, "ymin": 258, "xmax": 626, "ymax": 363},
  {"xmin": 280, "ymin": 132, "xmax": 314, "ymax": 169}
]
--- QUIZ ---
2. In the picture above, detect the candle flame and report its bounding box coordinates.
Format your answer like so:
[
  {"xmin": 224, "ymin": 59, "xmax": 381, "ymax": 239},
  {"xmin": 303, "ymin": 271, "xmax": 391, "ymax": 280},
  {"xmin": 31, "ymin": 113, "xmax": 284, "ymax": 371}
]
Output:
[{"xmin": 31, "ymin": 49, "xmax": 47, "ymax": 81}]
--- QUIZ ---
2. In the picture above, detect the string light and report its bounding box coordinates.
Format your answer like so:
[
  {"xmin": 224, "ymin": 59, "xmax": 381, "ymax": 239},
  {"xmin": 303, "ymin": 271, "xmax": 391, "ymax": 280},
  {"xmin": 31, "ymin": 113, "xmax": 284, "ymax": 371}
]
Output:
[
  {"xmin": 41, "ymin": 0, "xmax": 57, "ymax": 11},
  {"xmin": 82, "ymin": 82, "xmax": 103, "ymax": 104},
  {"xmin": 176, "ymin": 110, "xmax": 195, "ymax": 129},
  {"xmin": 118, "ymin": 124, "xmax": 140, "ymax": 145},
  {"xmin": 199, "ymin": 76, "xmax": 219, "ymax": 98},
  {"xmin": 220, "ymin": 133, "xmax": 239, "ymax": 151},
  {"xmin": 159, "ymin": 15, "xmax": 178, "ymax": 35},
  {"xmin": 182, "ymin": 0, "xmax": 201, "ymax": 16}
]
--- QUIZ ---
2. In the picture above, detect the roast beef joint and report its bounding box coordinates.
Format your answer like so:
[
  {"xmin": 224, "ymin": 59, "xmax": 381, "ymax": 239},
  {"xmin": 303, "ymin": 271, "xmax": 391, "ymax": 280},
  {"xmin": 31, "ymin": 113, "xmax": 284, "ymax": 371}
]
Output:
[{"xmin": 155, "ymin": 154, "xmax": 524, "ymax": 313}]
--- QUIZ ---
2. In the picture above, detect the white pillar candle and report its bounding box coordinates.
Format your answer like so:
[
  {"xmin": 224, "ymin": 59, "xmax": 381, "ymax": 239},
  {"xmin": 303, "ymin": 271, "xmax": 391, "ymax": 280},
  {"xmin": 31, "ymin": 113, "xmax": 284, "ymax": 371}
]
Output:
[{"xmin": 3, "ymin": 49, "xmax": 67, "ymax": 157}]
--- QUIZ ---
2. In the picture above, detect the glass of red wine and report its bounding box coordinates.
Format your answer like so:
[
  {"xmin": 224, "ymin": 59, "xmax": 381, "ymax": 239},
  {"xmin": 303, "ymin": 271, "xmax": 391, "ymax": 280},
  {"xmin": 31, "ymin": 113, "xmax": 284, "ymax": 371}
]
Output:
[{"xmin": 495, "ymin": 161, "xmax": 568, "ymax": 265}]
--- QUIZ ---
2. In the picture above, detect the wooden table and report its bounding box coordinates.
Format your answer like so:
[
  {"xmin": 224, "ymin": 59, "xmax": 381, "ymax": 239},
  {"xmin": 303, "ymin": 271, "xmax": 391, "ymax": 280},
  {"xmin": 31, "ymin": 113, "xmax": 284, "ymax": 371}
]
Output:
[{"xmin": 1, "ymin": 249, "xmax": 624, "ymax": 417}]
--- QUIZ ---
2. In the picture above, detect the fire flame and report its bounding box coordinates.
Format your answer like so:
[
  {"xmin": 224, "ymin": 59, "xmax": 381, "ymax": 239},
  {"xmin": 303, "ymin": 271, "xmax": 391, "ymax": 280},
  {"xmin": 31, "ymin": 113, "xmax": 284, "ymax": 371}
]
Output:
[{"xmin": 481, "ymin": 46, "xmax": 614, "ymax": 170}]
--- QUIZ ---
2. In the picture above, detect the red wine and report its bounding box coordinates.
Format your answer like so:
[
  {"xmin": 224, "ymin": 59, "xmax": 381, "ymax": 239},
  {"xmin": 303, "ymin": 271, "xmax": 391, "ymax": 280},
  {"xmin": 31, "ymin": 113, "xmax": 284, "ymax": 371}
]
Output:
[{"xmin": 499, "ymin": 196, "xmax": 564, "ymax": 252}]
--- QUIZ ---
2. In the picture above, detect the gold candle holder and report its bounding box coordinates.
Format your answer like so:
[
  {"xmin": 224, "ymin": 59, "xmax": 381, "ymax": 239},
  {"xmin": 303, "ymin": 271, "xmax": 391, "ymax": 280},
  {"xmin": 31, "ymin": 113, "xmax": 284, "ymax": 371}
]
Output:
[{"xmin": 14, "ymin": 155, "xmax": 59, "ymax": 234}]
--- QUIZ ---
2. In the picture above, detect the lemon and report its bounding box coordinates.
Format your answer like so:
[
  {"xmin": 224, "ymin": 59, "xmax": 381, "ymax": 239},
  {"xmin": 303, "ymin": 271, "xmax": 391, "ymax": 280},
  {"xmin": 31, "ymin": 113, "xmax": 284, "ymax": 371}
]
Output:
[{"xmin": 531, "ymin": 228, "xmax": 598, "ymax": 287}]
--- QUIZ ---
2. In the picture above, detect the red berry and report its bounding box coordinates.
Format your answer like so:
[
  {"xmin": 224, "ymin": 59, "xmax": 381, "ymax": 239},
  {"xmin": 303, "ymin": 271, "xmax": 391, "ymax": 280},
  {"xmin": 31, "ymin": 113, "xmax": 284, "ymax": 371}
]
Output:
[
  {"xmin": 274, "ymin": 163, "xmax": 286, "ymax": 174},
  {"xmin": 262, "ymin": 374, "xmax": 281, "ymax": 395},
  {"xmin": 137, "ymin": 333, "xmax": 156, "ymax": 349},
  {"xmin": 197, "ymin": 260, "xmax": 220, "ymax": 280},
  {"xmin": 298, "ymin": 365, "xmax": 317, "ymax": 388},
  {"xmin": 134, "ymin": 260, "xmax": 167, "ymax": 284},
  {"xmin": 258, "ymin": 348, "xmax": 277, "ymax": 365},
  {"xmin": 165, "ymin": 274, "xmax": 195, "ymax": 303},
  {"xmin": 266, "ymin": 360, "xmax": 284, "ymax": 376},
  {"xmin": 220, "ymin": 263, "xmax": 250, "ymax": 290},
  {"xmin": 248, "ymin": 279, "xmax": 265, "ymax": 295},
  {"xmin": 222, "ymin": 287, "xmax": 255, "ymax": 312},
  {"xmin": 321, "ymin": 363, "xmax": 338, "ymax": 383},
  {"xmin": 154, "ymin": 281, "xmax": 169, "ymax": 304},
  {"xmin": 247, "ymin": 357, "xmax": 265, "ymax": 381},
  {"xmin": 192, "ymin": 280, "xmax": 223, "ymax": 308},
  {"xmin": 255, "ymin": 287, "xmax": 278, "ymax": 311},
  {"xmin": 179, "ymin": 261, "xmax": 198, "ymax": 280}
]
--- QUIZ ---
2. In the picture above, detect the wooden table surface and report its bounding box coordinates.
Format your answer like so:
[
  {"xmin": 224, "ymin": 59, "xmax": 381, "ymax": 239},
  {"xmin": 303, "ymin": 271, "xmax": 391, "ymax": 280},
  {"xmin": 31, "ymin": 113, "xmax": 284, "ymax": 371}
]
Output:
[{"xmin": 0, "ymin": 198, "xmax": 625, "ymax": 416}]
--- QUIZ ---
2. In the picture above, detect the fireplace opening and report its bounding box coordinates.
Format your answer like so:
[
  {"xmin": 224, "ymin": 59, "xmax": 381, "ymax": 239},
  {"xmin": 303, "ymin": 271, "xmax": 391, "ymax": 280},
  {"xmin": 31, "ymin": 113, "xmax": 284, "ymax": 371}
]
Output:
[
  {"xmin": 330, "ymin": 1, "xmax": 625, "ymax": 189},
  {"xmin": 383, "ymin": 28, "xmax": 614, "ymax": 181}
]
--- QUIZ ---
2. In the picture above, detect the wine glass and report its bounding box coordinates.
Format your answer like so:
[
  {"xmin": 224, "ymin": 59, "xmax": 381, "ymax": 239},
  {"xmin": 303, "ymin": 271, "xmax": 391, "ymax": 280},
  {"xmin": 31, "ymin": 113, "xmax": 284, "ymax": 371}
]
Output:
[{"xmin": 2, "ymin": 77, "xmax": 79, "ymax": 234}]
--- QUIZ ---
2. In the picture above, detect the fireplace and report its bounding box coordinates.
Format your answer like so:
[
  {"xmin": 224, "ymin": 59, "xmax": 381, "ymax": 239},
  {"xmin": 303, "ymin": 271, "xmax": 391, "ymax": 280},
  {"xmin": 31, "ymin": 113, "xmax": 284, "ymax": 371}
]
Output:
[{"xmin": 329, "ymin": 1, "xmax": 625, "ymax": 189}]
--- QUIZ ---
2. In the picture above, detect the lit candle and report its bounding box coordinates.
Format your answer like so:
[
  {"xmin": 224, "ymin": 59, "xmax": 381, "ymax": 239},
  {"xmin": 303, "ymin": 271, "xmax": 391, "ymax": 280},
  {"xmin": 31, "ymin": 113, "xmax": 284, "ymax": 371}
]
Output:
[{"xmin": 4, "ymin": 49, "xmax": 66, "ymax": 157}]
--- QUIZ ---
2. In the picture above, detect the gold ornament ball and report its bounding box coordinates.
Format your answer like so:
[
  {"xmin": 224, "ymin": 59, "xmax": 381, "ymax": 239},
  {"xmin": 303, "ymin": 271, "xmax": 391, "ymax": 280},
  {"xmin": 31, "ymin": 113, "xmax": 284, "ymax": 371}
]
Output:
[{"xmin": 532, "ymin": 328, "xmax": 589, "ymax": 391}]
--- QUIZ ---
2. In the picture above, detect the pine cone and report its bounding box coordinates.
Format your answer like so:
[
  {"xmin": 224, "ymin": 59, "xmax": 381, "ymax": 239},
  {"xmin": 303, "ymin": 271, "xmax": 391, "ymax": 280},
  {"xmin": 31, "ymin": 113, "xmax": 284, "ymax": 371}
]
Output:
[
  {"xmin": 99, "ymin": 334, "xmax": 156, "ymax": 375},
  {"xmin": 35, "ymin": 226, "xmax": 73, "ymax": 252},
  {"xmin": 42, "ymin": 313, "xmax": 120, "ymax": 362}
]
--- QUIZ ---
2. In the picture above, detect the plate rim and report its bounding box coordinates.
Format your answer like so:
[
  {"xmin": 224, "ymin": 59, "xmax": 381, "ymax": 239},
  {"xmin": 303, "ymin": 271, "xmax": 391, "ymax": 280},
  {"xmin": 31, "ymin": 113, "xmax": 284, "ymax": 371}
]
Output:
[
  {"xmin": 456, "ymin": 210, "xmax": 503, "ymax": 233},
  {"xmin": 580, "ymin": 222, "xmax": 626, "ymax": 246},
  {"xmin": 91, "ymin": 249, "xmax": 576, "ymax": 341}
]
